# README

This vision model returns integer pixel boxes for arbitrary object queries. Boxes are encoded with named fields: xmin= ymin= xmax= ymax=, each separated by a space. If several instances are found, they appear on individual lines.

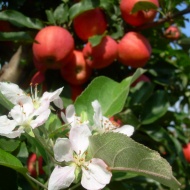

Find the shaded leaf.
xmin=0 ymin=10 xmax=44 ymax=29
xmin=0 ymin=31 xmax=33 ymax=42
xmin=0 ymin=138 xmax=20 ymax=152
xmin=88 ymin=133 xmax=181 ymax=190
xmin=0 ymin=91 xmax=14 ymax=110
xmin=88 ymin=33 xmax=105 ymax=47
xmin=131 ymin=2 xmax=158 ymax=14
xmin=0 ymin=148 xmax=27 ymax=174
xmin=141 ymin=90 xmax=169 ymax=124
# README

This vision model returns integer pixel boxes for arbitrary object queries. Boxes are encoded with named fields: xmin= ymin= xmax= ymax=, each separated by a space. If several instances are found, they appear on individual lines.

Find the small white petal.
xmin=54 ymin=138 xmax=73 ymax=162
xmin=69 ymin=125 xmax=91 ymax=155
xmin=1 ymin=128 xmax=24 ymax=138
xmin=65 ymin=105 xmax=76 ymax=125
xmin=0 ymin=115 xmax=17 ymax=133
xmin=9 ymin=105 xmax=25 ymax=125
xmin=113 ymin=125 xmax=134 ymax=136
xmin=30 ymin=109 xmax=50 ymax=129
xmin=53 ymin=97 xmax=63 ymax=109
xmin=41 ymin=87 xmax=63 ymax=103
xmin=81 ymin=158 xmax=112 ymax=190
xmin=92 ymin=100 xmax=103 ymax=130
xmin=48 ymin=165 xmax=75 ymax=190
xmin=0 ymin=82 xmax=25 ymax=105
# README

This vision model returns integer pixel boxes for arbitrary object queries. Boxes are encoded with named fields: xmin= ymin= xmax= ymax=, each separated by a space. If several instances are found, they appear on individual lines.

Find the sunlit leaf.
xmin=88 ymin=133 xmax=181 ymax=190
xmin=75 ymin=68 xmax=145 ymax=122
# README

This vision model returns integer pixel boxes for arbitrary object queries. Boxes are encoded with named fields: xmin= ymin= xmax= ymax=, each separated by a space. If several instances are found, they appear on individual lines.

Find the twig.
xmin=135 ymin=7 xmax=190 ymax=31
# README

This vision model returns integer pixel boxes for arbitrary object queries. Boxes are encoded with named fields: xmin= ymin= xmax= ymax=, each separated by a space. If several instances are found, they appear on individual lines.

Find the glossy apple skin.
xmin=83 ymin=36 xmax=118 ymax=69
xmin=183 ymin=143 xmax=190 ymax=163
xmin=27 ymin=153 xmax=44 ymax=177
xmin=61 ymin=50 xmax=92 ymax=85
xmin=164 ymin=26 xmax=180 ymax=40
xmin=70 ymin=84 xmax=83 ymax=101
xmin=73 ymin=8 xmax=107 ymax=41
xmin=118 ymin=32 xmax=152 ymax=68
xmin=120 ymin=0 xmax=159 ymax=26
xmin=33 ymin=26 xmax=74 ymax=71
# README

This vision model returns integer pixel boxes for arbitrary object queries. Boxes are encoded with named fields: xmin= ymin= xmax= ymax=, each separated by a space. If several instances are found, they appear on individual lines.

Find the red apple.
xmin=73 ymin=8 xmax=107 ymax=41
xmin=61 ymin=50 xmax=92 ymax=85
xmin=33 ymin=26 xmax=74 ymax=71
xmin=118 ymin=32 xmax=152 ymax=68
xmin=131 ymin=74 xmax=150 ymax=87
xmin=120 ymin=0 xmax=159 ymax=26
xmin=70 ymin=84 xmax=84 ymax=101
xmin=164 ymin=26 xmax=180 ymax=40
xmin=183 ymin=143 xmax=190 ymax=163
xmin=27 ymin=153 xmax=44 ymax=177
xmin=83 ymin=36 xmax=118 ymax=69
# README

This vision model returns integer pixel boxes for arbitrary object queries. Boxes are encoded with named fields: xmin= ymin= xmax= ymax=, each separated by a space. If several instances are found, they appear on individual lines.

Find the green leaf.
xmin=88 ymin=33 xmax=105 ymax=47
xmin=74 ymin=68 xmax=145 ymax=122
xmin=0 ymin=148 xmax=27 ymax=174
xmin=0 ymin=10 xmax=44 ymax=29
xmin=0 ymin=138 xmax=20 ymax=152
xmin=131 ymin=2 xmax=158 ymax=14
xmin=141 ymin=90 xmax=169 ymax=124
xmin=69 ymin=0 xmax=99 ymax=20
xmin=0 ymin=91 xmax=14 ymax=110
xmin=0 ymin=31 xmax=33 ymax=42
xmin=88 ymin=133 xmax=181 ymax=190
xmin=178 ymin=38 xmax=190 ymax=46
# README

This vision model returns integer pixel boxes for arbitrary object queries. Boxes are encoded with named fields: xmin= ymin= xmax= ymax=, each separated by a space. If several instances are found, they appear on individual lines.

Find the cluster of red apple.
xmin=32 ymin=0 xmax=160 ymax=86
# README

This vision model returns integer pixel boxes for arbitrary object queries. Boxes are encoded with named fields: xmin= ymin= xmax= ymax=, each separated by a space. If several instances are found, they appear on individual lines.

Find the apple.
xmin=164 ymin=26 xmax=180 ymax=40
xmin=70 ymin=84 xmax=84 ymax=101
xmin=73 ymin=8 xmax=107 ymax=41
xmin=120 ymin=0 xmax=159 ymax=26
xmin=32 ymin=26 xmax=74 ymax=71
xmin=118 ymin=31 xmax=152 ymax=68
xmin=83 ymin=36 xmax=118 ymax=69
xmin=27 ymin=153 xmax=44 ymax=177
xmin=131 ymin=74 xmax=150 ymax=87
xmin=61 ymin=50 xmax=92 ymax=85
xmin=183 ymin=143 xmax=190 ymax=163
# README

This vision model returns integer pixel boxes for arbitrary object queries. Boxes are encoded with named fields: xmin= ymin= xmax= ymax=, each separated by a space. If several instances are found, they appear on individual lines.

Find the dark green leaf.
xmin=0 ymin=10 xmax=44 ymax=29
xmin=141 ymin=90 xmax=169 ymax=124
xmin=0 ymin=91 xmax=14 ymax=110
xmin=131 ymin=2 xmax=158 ymax=14
xmin=0 ymin=31 xmax=33 ymax=42
xmin=0 ymin=148 xmax=27 ymax=174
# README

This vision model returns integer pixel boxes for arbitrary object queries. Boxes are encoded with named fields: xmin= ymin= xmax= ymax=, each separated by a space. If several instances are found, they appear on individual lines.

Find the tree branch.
xmin=135 ymin=7 xmax=190 ymax=31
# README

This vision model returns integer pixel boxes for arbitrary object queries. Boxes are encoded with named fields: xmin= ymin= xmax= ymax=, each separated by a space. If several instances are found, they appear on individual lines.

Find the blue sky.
xmin=177 ymin=3 xmax=190 ymax=37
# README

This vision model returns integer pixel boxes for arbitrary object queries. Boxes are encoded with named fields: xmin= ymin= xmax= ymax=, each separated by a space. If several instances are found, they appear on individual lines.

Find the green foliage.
xmin=88 ymin=132 xmax=181 ymax=189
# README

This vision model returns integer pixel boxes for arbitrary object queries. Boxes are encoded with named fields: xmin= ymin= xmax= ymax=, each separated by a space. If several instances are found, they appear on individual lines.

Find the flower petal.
xmin=48 ymin=165 xmax=75 ymax=190
xmin=1 ymin=128 xmax=24 ymax=138
xmin=30 ymin=109 xmax=51 ymax=129
xmin=69 ymin=125 xmax=91 ymax=155
xmin=92 ymin=100 xmax=103 ymax=130
xmin=81 ymin=158 xmax=112 ymax=190
xmin=0 ymin=115 xmax=17 ymax=133
xmin=53 ymin=97 xmax=63 ymax=109
xmin=53 ymin=138 xmax=73 ymax=162
xmin=0 ymin=82 xmax=25 ymax=105
xmin=41 ymin=87 xmax=63 ymax=103
xmin=113 ymin=125 xmax=134 ymax=136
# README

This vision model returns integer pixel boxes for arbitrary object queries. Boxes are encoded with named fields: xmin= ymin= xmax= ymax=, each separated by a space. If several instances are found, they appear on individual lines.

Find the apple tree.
xmin=0 ymin=0 xmax=190 ymax=189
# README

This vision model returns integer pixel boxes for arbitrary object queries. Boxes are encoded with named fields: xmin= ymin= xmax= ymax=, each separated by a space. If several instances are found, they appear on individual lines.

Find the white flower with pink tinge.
xmin=48 ymin=125 xmax=112 ymax=190
xmin=92 ymin=100 xmax=134 ymax=136
xmin=0 ymin=82 xmax=64 ymax=138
